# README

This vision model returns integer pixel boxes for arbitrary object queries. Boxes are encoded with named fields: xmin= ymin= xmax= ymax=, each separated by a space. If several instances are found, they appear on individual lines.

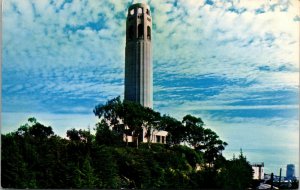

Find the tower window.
xmin=138 ymin=7 xmax=143 ymax=14
xmin=128 ymin=25 xmax=135 ymax=39
xmin=147 ymin=26 xmax=151 ymax=40
xmin=130 ymin=9 xmax=134 ymax=15
xmin=146 ymin=9 xmax=150 ymax=15
xmin=138 ymin=24 xmax=143 ymax=39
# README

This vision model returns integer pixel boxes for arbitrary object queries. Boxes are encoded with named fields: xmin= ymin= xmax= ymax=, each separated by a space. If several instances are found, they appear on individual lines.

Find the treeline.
xmin=2 ymin=97 xmax=253 ymax=189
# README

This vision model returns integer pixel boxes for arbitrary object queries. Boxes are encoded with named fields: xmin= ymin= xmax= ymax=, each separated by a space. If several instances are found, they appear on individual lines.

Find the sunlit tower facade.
xmin=125 ymin=3 xmax=153 ymax=108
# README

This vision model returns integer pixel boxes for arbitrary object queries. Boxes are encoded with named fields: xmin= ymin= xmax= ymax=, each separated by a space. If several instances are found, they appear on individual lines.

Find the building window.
xmin=156 ymin=136 xmax=160 ymax=143
xmin=162 ymin=136 xmax=165 ymax=144
xmin=146 ymin=9 xmax=150 ymax=15
xmin=138 ymin=24 xmax=143 ymax=39
xmin=147 ymin=26 xmax=151 ymax=40
xmin=130 ymin=9 xmax=134 ymax=15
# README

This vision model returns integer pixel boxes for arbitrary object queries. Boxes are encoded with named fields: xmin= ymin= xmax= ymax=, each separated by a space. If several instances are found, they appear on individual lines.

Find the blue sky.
xmin=2 ymin=0 xmax=299 ymax=175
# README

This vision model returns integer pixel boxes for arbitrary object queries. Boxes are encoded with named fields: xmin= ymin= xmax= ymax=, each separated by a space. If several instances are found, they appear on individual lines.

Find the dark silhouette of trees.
xmin=218 ymin=150 xmax=253 ymax=189
xmin=160 ymin=115 xmax=186 ymax=145
xmin=1 ymin=98 xmax=253 ymax=189
xmin=94 ymin=96 xmax=161 ymax=148
xmin=95 ymin=120 xmax=122 ymax=145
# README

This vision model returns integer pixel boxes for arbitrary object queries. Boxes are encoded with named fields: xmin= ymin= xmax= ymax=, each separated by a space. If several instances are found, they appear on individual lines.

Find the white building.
xmin=123 ymin=126 xmax=168 ymax=144
xmin=252 ymin=162 xmax=264 ymax=180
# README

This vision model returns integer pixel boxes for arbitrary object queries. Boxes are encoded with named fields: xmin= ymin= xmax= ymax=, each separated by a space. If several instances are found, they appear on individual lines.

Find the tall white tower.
xmin=124 ymin=3 xmax=153 ymax=108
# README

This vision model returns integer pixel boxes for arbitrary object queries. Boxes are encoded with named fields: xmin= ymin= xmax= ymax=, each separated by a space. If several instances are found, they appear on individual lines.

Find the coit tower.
xmin=125 ymin=3 xmax=153 ymax=108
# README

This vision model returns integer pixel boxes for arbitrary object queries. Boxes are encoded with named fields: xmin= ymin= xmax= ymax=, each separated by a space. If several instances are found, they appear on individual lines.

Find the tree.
xmin=80 ymin=156 xmax=97 ymax=188
xmin=160 ymin=115 xmax=185 ymax=145
xmin=67 ymin=128 xmax=93 ymax=143
xmin=2 ymin=97 xmax=247 ymax=189
xmin=218 ymin=150 xmax=253 ymax=189
xmin=1 ymin=133 xmax=35 ymax=188
xmin=15 ymin=117 xmax=54 ymax=139
xmin=2 ymin=118 xmax=61 ymax=188
xmin=29 ymin=123 xmax=54 ymax=139
xmin=141 ymin=106 xmax=161 ymax=148
xmin=181 ymin=115 xmax=227 ymax=166
xmin=94 ymin=98 xmax=162 ymax=148
xmin=95 ymin=120 xmax=122 ymax=145
xmin=123 ymin=100 xmax=150 ymax=148
xmin=201 ymin=128 xmax=228 ymax=165
xmin=91 ymin=146 xmax=121 ymax=188
xmin=182 ymin=114 xmax=205 ymax=147
xmin=93 ymin=96 xmax=123 ymax=128
xmin=93 ymin=96 xmax=127 ymax=145
xmin=66 ymin=128 xmax=81 ymax=142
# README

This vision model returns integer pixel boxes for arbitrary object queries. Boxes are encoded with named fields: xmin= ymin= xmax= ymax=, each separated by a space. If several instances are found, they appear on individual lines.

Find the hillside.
xmin=1 ymin=98 xmax=253 ymax=189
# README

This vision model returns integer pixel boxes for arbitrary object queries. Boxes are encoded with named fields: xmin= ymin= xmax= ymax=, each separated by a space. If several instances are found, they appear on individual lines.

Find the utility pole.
xmin=279 ymin=168 xmax=282 ymax=188
xmin=270 ymin=173 xmax=274 ymax=190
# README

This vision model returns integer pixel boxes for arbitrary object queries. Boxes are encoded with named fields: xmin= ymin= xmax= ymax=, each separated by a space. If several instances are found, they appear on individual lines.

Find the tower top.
xmin=127 ymin=3 xmax=151 ymax=16
xmin=128 ymin=3 xmax=150 ymax=9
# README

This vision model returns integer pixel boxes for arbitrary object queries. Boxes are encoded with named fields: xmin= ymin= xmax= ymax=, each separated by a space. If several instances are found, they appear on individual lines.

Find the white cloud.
xmin=3 ymin=0 xmax=299 ymax=119
xmin=150 ymin=0 xmax=299 ymax=89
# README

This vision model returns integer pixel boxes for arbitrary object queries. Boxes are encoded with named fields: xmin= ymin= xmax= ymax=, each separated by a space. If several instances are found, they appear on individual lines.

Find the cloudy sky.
xmin=2 ymin=0 xmax=299 ymax=175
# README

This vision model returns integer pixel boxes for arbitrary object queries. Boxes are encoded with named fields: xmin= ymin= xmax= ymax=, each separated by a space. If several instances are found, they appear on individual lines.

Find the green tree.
xmin=2 ymin=98 xmax=252 ymax=189
xmin=182 ymin=114 xmax=205 ymax=147
xmin=218 ymin=150 xmax=253 ymax=189
xmin=182 ymin=115 xmax=227 ymax=166
xmin=94 ymin=96 xmax=127 ymax=144
xmin=201 ymin=128 xmax=228 ymax=166
xmin=1 ymin=133 xmax=36 ymax=188
xmin=93 ymin=96 xmax=123 ymax=128
xmin=95 ymin=120 xmax=122 ymax=145
xmin=140 ymin=106 xmax=161 ymax=148
xmin=28 ymin=122 xmax=54 ymax=139
xmin=66 ymin=128 xmax=81 ymax=142
xmin=122 ymin=100 xmax=145 ymax=148
xmin=81 ymin=156 xmax=97 ymax=188
xmin=160 ymin=115 xmax=185 ymax=145
xmin=67 ymin=128 xmax=94 ymax=144
xmin=94 ymin=97 xmax=162 ymax=148
xmin=91 ymin=146 xmax=121 ymax=188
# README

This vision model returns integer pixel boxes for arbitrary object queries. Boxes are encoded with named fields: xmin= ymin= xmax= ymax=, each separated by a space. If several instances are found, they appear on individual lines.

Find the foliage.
xmin=94 ymin=97 xmax=161 ymax=148
xmin=217 ymin=150 xmax=253 ymax=189
xmin=1 ymin=98 xmax=253 ymax=189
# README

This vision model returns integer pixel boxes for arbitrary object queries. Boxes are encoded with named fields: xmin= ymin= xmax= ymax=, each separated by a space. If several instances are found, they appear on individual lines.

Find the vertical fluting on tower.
xmin=125 ymin=3 xmax=153 ymax=108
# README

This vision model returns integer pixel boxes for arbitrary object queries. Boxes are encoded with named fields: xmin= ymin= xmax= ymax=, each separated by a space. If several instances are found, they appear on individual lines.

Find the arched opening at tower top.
xmin=138 ymin=7 xmax=143 ymax=14
xmin=147 ymin=26 xmax=151 ymax=40
xmin=130 ymin=9 xmax=134 ymax=15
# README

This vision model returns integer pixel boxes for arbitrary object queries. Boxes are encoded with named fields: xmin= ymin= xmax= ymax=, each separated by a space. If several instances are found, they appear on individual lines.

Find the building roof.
xmin=154 ymin=131 xmax=168 ymax=136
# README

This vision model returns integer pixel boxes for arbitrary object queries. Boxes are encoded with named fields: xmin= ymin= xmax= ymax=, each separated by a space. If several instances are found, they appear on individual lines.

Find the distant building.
xmin=252 ymin=162 xmax=264 ymax=180
xmin=286 ymin=164 xmax=295 ymax=180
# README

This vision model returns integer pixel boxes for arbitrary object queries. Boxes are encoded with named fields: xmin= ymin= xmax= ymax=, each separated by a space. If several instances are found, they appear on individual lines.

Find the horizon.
xmin=2 ymin=0 xmax=299 ymax=175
